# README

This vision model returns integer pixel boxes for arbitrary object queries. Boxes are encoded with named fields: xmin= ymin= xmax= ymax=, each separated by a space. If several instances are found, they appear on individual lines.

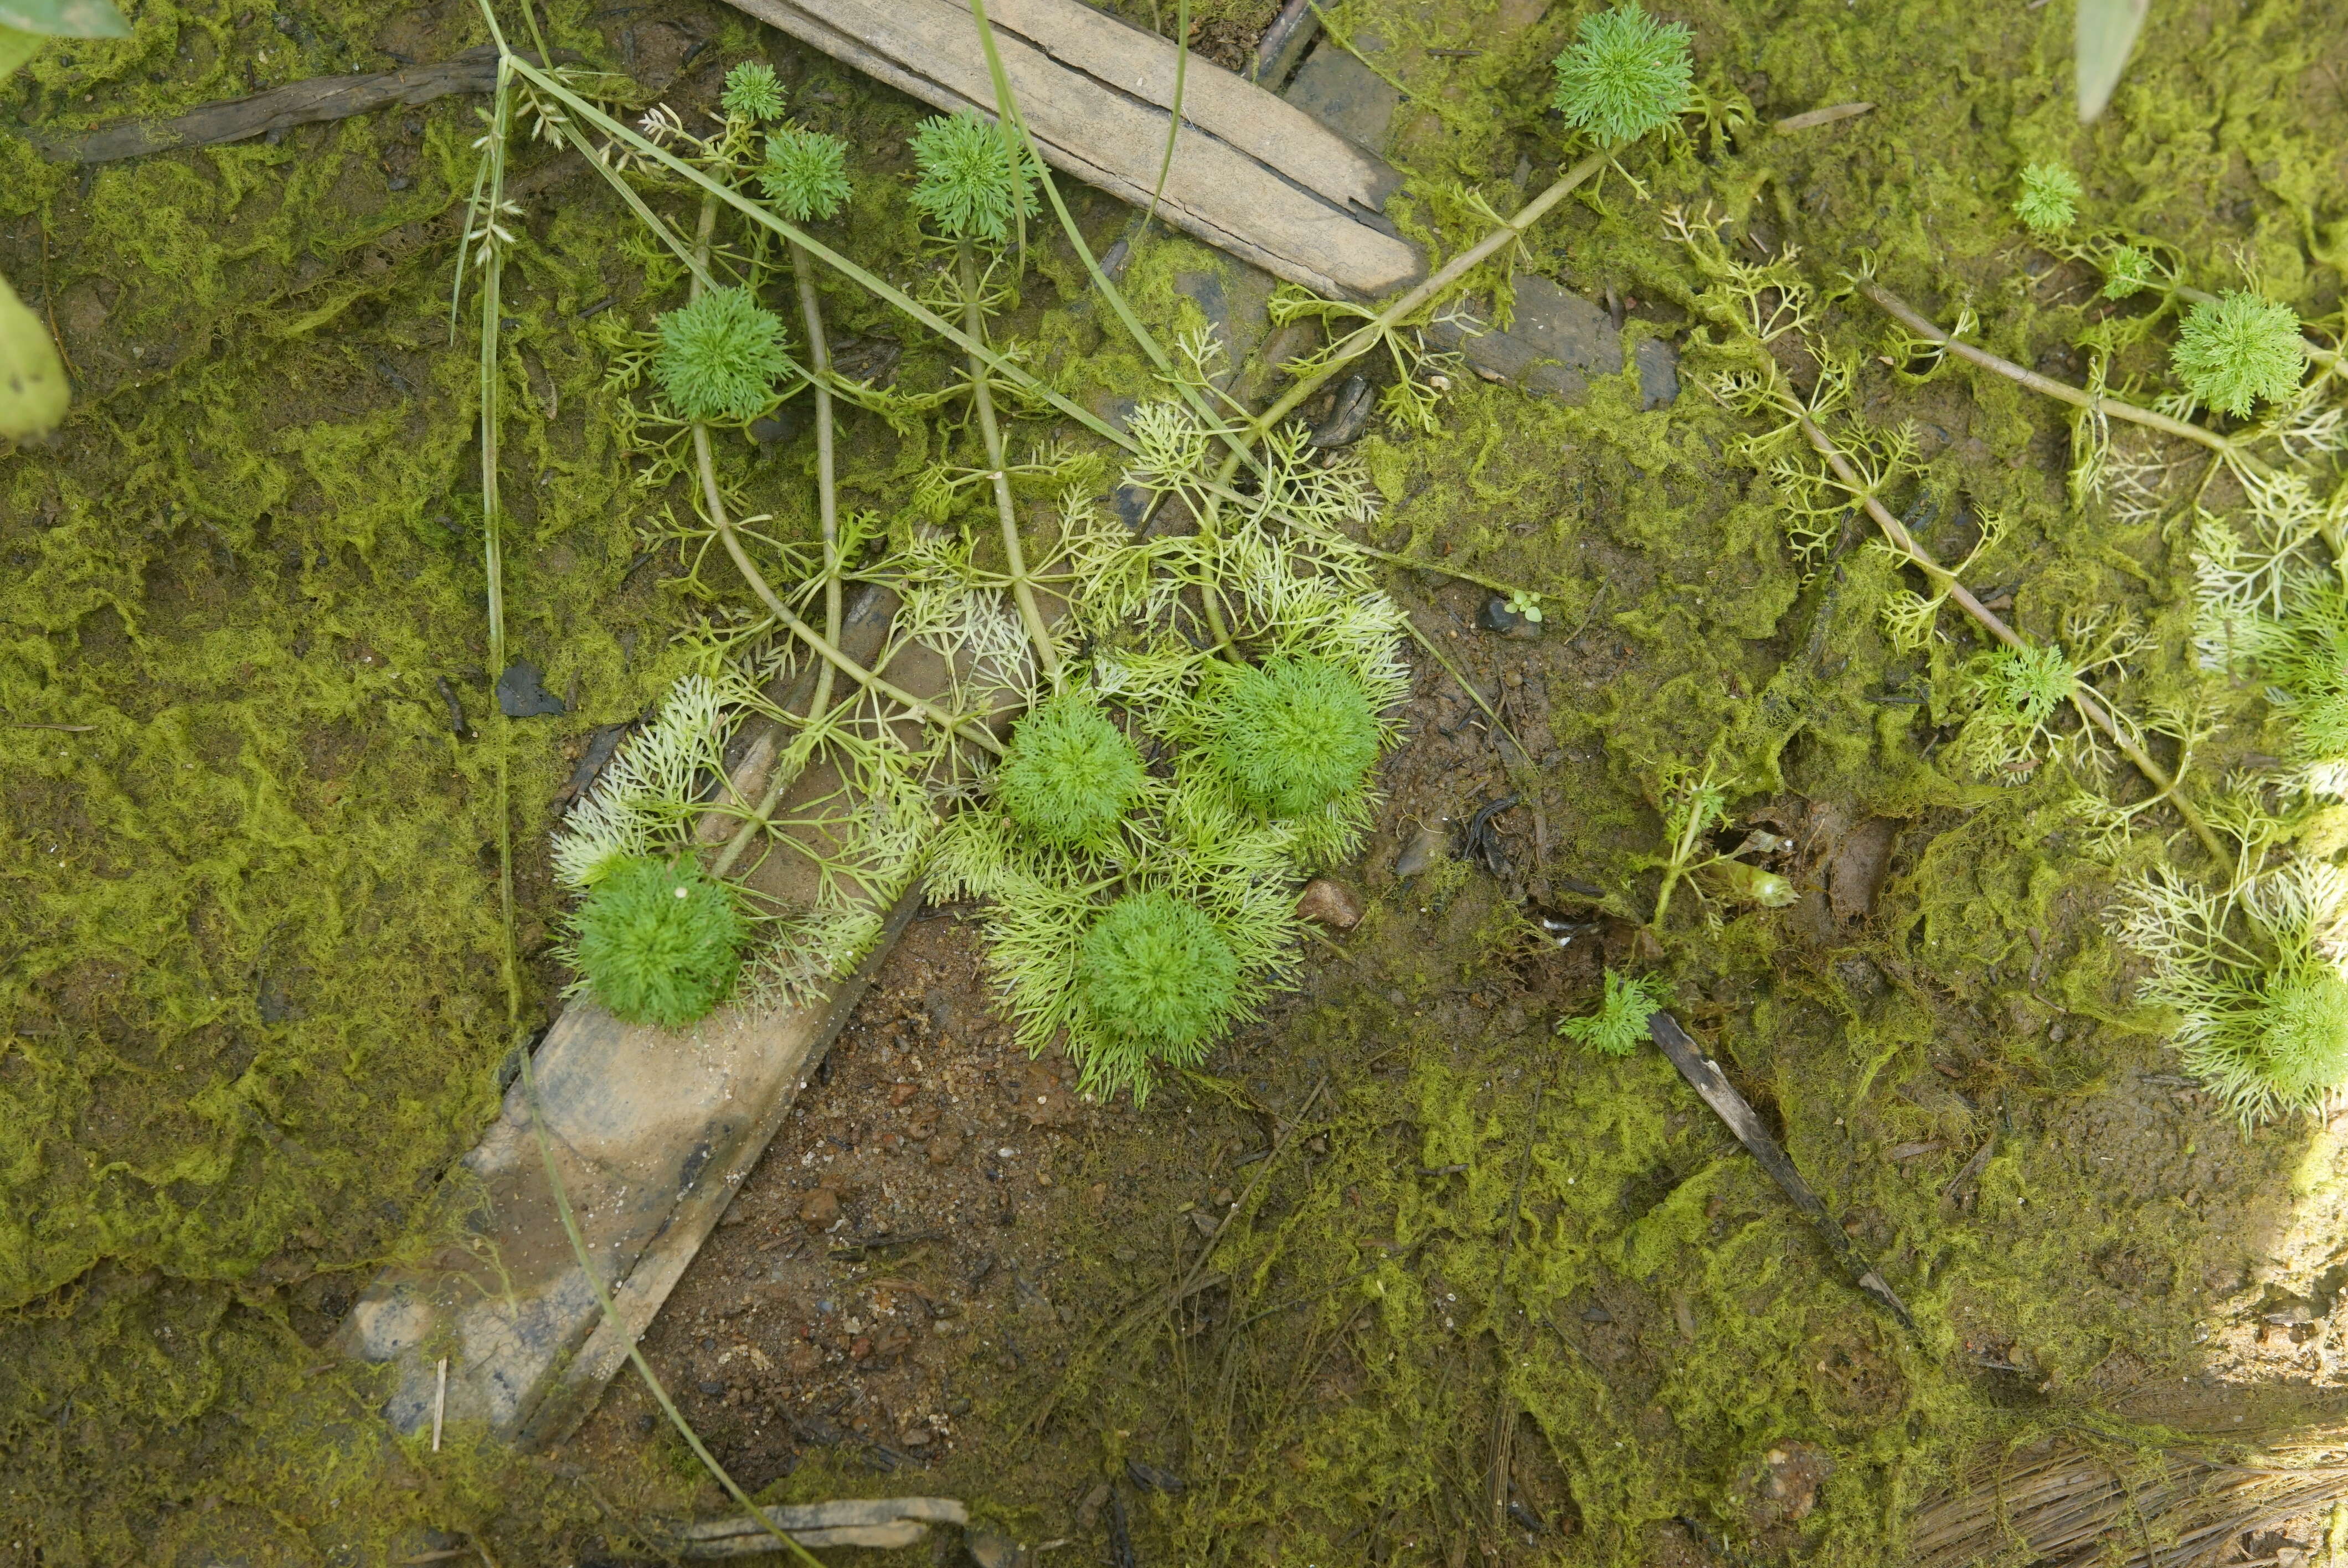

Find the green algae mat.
xmin=6 ymin=0 xmax=2348 ymax=1561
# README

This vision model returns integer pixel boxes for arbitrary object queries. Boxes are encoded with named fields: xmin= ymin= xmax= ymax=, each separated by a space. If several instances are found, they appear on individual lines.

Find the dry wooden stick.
xmin=1647 ymin=1010 xmax=1916 ymax=1333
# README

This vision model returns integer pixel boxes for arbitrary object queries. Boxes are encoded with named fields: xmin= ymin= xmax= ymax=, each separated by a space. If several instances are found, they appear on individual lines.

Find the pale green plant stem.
xmin=670 ymin=195 xmax=998 ymax=752
xmin=1795 ymin=408 xmax=2225 ymax=860
xmin=1232 ymin=146 xmax=1616 ymax=472
xmin=961 ymin=0 xmax=1261 ymax=484
xmin=957 ymin=239 xmax=1061 ymax=684
xmin=477 ymin=65 xmax=522 ymax=1033
xmin=692 ymin=422 xmax=1003 ymax=755
xmin=1857 ymin=281 xmax=2271 ymax=476
xmin=1648 ymin=791 xmax=1711 ymax=932
xmin=713 ymin=240 xmax=846 ymax=881
xmin=519 ymin=1046 xmax=826 ymax=1568
xmin=1137 ymin=0 xmax=1187 ymax=244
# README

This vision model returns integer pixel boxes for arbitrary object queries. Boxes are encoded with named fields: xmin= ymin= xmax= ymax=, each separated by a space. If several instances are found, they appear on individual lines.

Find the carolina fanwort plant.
xmin=1206 ymin=655 xmax=1382 ymax=820
xmin=652 ymin=285 xmax=791 ymax=423
xmin=1077 ymin=890 xmax=1242 ymax=1060
xmin=909 ymin=109 xmax=1039 ymax=247
xmin=2172 ymin=289 xmax=2308 ymax=418
xmin=1549 ymin=2 xmax=1693 ymax=145
xmin=759 ymin=124 xmax=852 ymax=223
xmin=573 ymin=855 xmax=748 ymax=1027
xmin=1557 ymin=968 xmax=1670 ymax=1056
xmin=2122 ymin=862 xmax=2348 ymax=1123
xmin=997 ymin=691 xmax=1149 ymax=849
xmin=2012 ymin=162 xmax=2082 ymax=234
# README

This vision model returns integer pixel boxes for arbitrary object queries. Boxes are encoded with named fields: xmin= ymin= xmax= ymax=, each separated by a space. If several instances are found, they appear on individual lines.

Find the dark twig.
xmin=29 ymin=46 xmax=575 ymax=164
xmin=1647 ymin=1011 xmax=1916 ymax=1333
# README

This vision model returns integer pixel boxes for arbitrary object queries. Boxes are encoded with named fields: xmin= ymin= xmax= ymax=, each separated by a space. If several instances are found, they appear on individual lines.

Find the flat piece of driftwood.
xmin=669 ymin=1497 xmax=970 ymax=1559
xmin=724 ymin=0 xmax=1421 ymax=300
xmin=1646 ymin=1010 xmax=1916 ymax=1332
xmin=335 ymin=586 xmax=949 ymax=1448
xmin=22 ymin=45 xmax=561 ymax=163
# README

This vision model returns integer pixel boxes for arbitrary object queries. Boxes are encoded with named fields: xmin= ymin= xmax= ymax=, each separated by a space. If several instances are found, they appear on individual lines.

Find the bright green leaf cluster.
xmin=2124 ymin=864 xmax=2348 ymax=1123
xmin=1077 ymin=890 xmax=1240 ymax=1051
xmin=909 ymin=110 xmax=1039 ymax=244
xmin=721 ymin=61 xmax=786 ymax=123
xmin=2100 ymin=243 xmax=2156 ymax=300
xmin=997 ymin=691 xmax=1147 ymax=848
xmin=652 ymin=285 xmax=791 ymax=423
xmin=1207 ymin=656 xmax=1381 ymax=819
xmin=759 ymin=125 xmax=853 ymax=223
xmin=1986 ymin=642 xmax=2074 ymax=725
xmin=2012 ymin=163 xmax=2081 ymax=234
xmin=574 ymin=855 xmax=746 ymax=1028
xmin=1557 ymin=968 xmax=1669 ymax=1056
xmin=2171 ymin=289 xmax=2307 ymax=417
xmin=1548 ymin=4 xmax=1693 ymax=146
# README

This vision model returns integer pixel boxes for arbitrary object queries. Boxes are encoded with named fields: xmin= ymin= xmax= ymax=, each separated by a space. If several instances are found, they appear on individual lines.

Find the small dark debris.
xmin=434 ymin=675 xmax=472 ymax=738
xmin=1580 ymin=1305 xmax=1612 ymax=1323
xmin=496 ymin=661 xmax=566 ymax=718
xmin=1125 ymin=1458 xmax=1186 ymax=1494
xmin=830 ymin=335 xmax=902 ymax=388
xmin=1506 ymin=1499 xmax=1545 ymax=1533
xmin=696 ymin=1379 xmax=724 ymax=1396
xmin=1105 ymin=1486 xmax=1137 ymax=1568
xmin=1307 ymin=373 xmax=1376 ymax=447
xmin=633 ymin=1411 xmax=656 ymax=1435
xmin=1460 ymin=792 xmax=1521 ymax=876
xmin=750 ymin=403 xmax=809 ymax=446
xmin=1556 ymin=875 xmax=1605 ymax=898
xmin=1475 ymin=593 xmax=1541 ymax=637
xmin=578 ymin=296 xmax=616 ymax=319
xmin=553 ymin=719 xmax=635 ymax=812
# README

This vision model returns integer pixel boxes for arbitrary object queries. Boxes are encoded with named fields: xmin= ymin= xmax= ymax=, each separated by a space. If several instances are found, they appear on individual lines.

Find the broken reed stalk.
xmin=469 ymin=56 xmax=524 ymax=1037
xmin=1792 ymin=408 xmax=2225 ymax=861
xmin=1484 ymin=1078 xmax=1548 ymax=1545
xmin=1906 ymin=1431 xmax=2348 ymax=1568
xmin=957 ymin=239 xmax=1060 ymax=683
xmin=1856 ymin=281 xmax=2269 ymax=476
xmin=1647 ymin=1012 xmax=1917 ymax=1332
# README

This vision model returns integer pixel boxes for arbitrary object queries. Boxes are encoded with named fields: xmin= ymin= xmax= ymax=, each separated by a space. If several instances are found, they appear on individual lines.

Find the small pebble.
xmin=1394 ymin=822 xmax=1449 ymax=879
xmin=1295 ymin=876 xmax=1364 ymax=931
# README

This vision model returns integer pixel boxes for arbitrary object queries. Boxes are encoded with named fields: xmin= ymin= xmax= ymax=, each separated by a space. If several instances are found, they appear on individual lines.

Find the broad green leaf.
xmin=0 ymin=272 xmax=71 ymax=442
xmin=0 ymin=0 xmax=128 ymax=35
xmin=0 ymin=22 xmax=43 ymax=77
xmin=2076 ymin=0 xmax=2148 ymax=123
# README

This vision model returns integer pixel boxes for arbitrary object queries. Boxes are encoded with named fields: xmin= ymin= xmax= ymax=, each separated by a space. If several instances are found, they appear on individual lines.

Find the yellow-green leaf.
xmin=0 ymin=0 xmax=128 ymax=37
xmin=0 ymin=272 xmax=71 ymax=442
xmin=0 ymin=22 xmax=45 ymax=78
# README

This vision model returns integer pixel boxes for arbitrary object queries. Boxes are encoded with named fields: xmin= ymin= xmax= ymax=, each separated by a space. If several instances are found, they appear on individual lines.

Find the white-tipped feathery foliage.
xmin=2121 ymin=861 xmax=2348 ymax=1123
